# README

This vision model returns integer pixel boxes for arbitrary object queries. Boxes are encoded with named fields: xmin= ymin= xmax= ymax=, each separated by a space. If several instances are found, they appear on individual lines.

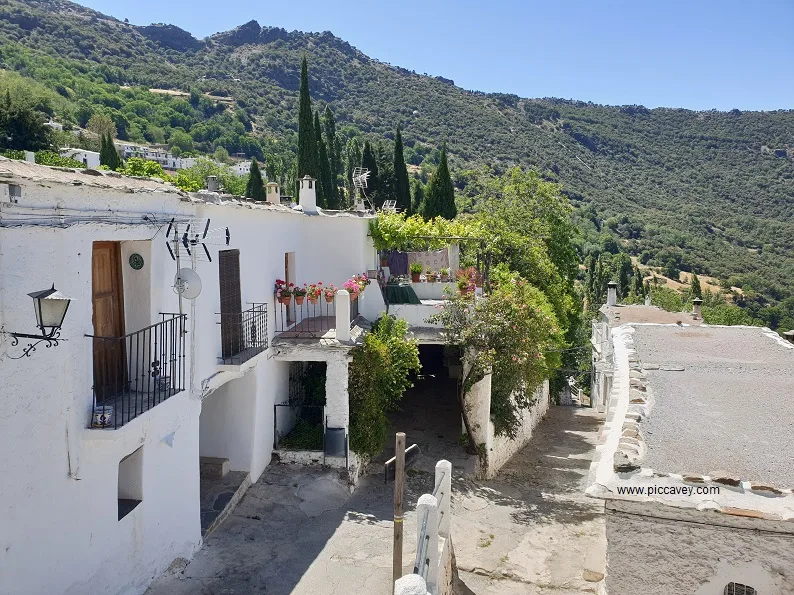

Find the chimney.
xmin=266 ymin=182 xmax=280 ymax=204
xmin=206 ymin=175 xmax=220 ymax=192
xmin=299 ymin=175 xmax=317 ymax=213
xmin=607 ymin=281 xmax=618 ymax=306
xmin=692 ymin=298 xmax=703 ymax=319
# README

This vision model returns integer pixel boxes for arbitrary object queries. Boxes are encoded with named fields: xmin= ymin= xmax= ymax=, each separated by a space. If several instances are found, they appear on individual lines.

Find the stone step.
xmin=200 ymin=456 xmax=230 ymax=479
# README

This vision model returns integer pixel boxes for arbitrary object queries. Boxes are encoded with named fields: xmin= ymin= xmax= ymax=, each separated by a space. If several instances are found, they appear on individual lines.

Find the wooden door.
xmin=92 ymin=242 xmax=126 ymax=400
xmin=219 ymin=249 xmax=243 ymax=358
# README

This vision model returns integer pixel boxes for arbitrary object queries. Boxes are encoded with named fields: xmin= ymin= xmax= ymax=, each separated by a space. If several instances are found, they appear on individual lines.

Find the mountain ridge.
xmin=1 ymin=0 xmax=793 ymax=308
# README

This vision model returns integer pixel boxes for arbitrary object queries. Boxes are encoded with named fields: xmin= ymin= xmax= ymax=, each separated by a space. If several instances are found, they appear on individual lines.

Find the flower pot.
xmin=295 ymin=296 xmax=305 ymax=305
xmin=309 ymin=297 xmax=318 ymax=305
xmin=325 ymin=295 xmax=334 ymax=303
xmin=380 ymin=258 xmax=388 ymax=267
xmin=411 ymin=273 xmax=421 ymax=283
xmin=92 ymin=405 xmax=114 ymax=428
xmin=350 ymin=294 xmax=358 ymax=302
xmin=280 ymin=296 xmax=291 ymax=305
xmin=428 ymin=277 xmax=436 ymax=283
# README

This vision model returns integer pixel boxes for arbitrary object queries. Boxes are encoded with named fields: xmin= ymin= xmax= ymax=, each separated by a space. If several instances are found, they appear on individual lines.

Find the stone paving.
xmin=147 ymin=401 xmax=605 ymax=595
xmin=451 ymin=406 xmax=606 ymax=594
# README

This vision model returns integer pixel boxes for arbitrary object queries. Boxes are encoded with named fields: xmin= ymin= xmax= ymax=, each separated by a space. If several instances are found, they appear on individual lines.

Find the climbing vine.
xmin=348 ymin=315 xmax=420 ymax=457
xmin=368 ymin=212 xmax=481 ymax=252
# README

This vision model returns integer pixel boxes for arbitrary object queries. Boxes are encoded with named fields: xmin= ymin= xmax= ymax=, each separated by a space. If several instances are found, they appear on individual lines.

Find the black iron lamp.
xmin=3 ymin=284 xmax=73 ymax=359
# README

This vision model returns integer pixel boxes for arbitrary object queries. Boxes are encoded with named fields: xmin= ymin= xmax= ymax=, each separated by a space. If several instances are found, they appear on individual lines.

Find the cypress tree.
xmin=412 ymin=179 xmax=426 ymax=216
xmin=100 ymin=132 xmax=121 ymax=170
xmin=246 ymin=158 xmax=266 ymax=200
xmin=393 ymin=126 xmax=411 ymax=213
xmin=375 ymin=142 xmax=396 ymax=207
xmin=423 ymin=145 xmax=456 ymax=220
xmin=690 ymin=272 xmax=703 ymax=299
xmin=361 ymin=140 xmax=378 ymax=201
xmin=99 ymin=133 xmax=110 ymax=167
xmin=632 ymin=265 xmax=645 ymax=298
xmin=296 ymin=56 xmax=316 ymax=189
xmin=323 ymin=105 xmax=342 ymax=187
xmin=314 ymin=111 xmax=331 ymax=208
xmin=345 ymin=137 xmax=362 ymax=206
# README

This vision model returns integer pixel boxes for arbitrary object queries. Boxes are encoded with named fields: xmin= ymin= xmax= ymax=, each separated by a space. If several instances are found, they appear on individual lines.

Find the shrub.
xmin=35 ymin=150 xmax=85 ymax=168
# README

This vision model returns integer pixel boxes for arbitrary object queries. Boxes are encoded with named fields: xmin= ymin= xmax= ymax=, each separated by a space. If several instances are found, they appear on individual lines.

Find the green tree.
xmin=296 ymin=56 xmax=317 ymax=186
xmin=0 ymin=91 xmax=51 ymax=151
xmin=690 ymin=272 xmax=703 ymax=299
xmin=314 ymin=111 xmax=330 ymax=208
xmin=345 ymin=137 xmax=362 ymax=206
xmin=100 ymin=132 xmax=121 ymax=170
xmin=213 ymin=146 xmax=230 ymax=164
xmin=246 ymin=158 xmax=265 ymax=200
xmin=393 ymin=125 xmax=411 ymax=213
xmin=632 ymin=265 xmax=645 ymax=298
xmin=323 ymin=105 xmax=341 ymax=205
xmin=423 ymin=145 xmax=456 ymax=220
xmin=169 ymin=130 xmax=194 ymax=154
xmin=411 ymin=179 xmax=425 ymax=214
xmin=86 ymin=113 xmax=116 ymax=140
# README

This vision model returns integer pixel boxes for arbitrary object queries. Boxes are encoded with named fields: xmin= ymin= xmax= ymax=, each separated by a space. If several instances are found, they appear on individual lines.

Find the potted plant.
xmin=323 ymin=284 xmax=337 ymax=303
xmin=275 ymin=279 xmax=293 ymax=305
xmin=354 ymin=272 xmax=369 ymax=293
xmin=410 ymin=262 xmax=423 ymax=283
xmin=343 ymin=278 xmax=361 ymax=301
xmin=456 ymin=269 xmax=476 ymax=297
xmin=380 ymin=252 xmax=389 ymax=267
xmin=307 ymin=282 xmax=322 ymax=304
xmin=293 ymin=284 xmax=307 ymax=305
xmin=427 ymin=269 xmax=437 ymax=283
xmin=440 ymin=267 xmax=449 ymax=282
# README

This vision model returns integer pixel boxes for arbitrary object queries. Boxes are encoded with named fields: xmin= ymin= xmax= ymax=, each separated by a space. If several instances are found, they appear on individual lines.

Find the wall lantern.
xmin=3 ymin=284 xmax=74 ymax=359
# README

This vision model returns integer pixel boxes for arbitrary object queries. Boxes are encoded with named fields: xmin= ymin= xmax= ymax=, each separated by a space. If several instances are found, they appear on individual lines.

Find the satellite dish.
xmin=174 ymin=268 xmax=202 ymax=299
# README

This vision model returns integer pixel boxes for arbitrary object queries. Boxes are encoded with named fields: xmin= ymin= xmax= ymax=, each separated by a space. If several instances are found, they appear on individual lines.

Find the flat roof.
xmin=601 ymin=304 xmax=702 ymax=326
xmin=632 ymin=325 xmax=794 ymax=488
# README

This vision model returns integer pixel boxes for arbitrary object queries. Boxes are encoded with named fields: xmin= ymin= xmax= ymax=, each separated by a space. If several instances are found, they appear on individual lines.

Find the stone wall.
xmin=605 ymin=501 xmax=794 ymax=595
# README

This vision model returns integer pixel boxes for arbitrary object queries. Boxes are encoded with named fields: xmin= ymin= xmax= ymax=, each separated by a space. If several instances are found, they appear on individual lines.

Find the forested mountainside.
xmin=1 ymin=0 xmax=793 ymax=307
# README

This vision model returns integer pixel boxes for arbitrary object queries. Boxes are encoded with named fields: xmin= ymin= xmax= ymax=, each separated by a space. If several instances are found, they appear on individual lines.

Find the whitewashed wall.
xmin=605 ymin=501 xmax=794 ymax=595
xmin=0 ymin=174 xmax=375 ymax=595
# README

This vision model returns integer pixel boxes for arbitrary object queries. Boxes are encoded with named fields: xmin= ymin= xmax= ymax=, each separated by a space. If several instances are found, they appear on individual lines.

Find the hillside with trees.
xmin=1 ymin=0 xmax=793 ymax=324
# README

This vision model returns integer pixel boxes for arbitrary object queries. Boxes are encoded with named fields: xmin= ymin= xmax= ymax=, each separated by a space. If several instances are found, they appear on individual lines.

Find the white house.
xmin=588 ymin=303 xmax=794 ymax=594
xmin=59 ymin=147 xmax=101 ymax=168
xmin=0 ymin=159 xmax=381 ymax=595
xmin=232 ymin=160 xmax=251 ymax=177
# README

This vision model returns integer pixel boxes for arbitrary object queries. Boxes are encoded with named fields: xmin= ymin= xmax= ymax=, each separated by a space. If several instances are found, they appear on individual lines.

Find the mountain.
xmin=1 ymin=0 xmax=794 ymax=309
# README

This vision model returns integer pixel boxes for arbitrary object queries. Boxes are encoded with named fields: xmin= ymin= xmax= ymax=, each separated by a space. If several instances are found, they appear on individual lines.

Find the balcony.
xmin=273 ymin=295 xmax=360 ymax=341
xmin=218 ymin=303 xmax=268 ymax=366
xmin=87 ymin=314 xmax=186 ymax=430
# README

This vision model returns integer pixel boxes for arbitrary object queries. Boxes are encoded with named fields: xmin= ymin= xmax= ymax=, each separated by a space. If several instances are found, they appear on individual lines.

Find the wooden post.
xmin=393 ymin=432 xmax=406 ymax=591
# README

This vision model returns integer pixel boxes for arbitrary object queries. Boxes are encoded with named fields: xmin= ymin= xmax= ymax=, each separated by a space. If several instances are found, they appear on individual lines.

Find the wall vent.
xmin=724 ymin=583 xmax=756 ymax=595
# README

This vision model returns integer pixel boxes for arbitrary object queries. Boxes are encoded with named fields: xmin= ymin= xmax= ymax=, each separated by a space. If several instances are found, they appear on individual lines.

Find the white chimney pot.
xmin=299 ymin=175 xmax=317 ymax=214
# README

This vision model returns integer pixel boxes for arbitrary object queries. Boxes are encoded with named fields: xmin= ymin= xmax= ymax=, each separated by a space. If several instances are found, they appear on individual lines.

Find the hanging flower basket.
xmin=295 ymin=296 xmax=305 ymax=305
xmin=350 ymin=293 xmax=358 ymax=302
xmin=380 ymin=257 xmax=389 ymax=267
xmin=280 ymin=296 xmax=292 ymax=305
xmin=309 ymin=297 xmax=318 ymax=305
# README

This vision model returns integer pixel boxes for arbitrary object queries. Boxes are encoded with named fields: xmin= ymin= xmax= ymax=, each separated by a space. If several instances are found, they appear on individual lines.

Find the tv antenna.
xmin=352 ymin=167 xmax=374 ymax=211
xmin=164 ymin=218 xmax=231 ymax=321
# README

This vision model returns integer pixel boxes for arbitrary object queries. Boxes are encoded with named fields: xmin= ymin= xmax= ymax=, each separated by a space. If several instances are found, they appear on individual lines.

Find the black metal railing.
xmin=218 ymin=303 xmax=268 ymax=365
xmin=274 ymin=295 xmax=336 ymax=338
xmin=88 ymin=314 xmax=186 ymax=430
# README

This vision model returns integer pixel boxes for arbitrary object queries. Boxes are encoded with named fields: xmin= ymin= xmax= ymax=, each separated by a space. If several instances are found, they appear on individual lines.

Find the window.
xmin=725 ymin=584 xmax=756 ymax=595
xmin=118 ymin=446 xmax=143 ymax=520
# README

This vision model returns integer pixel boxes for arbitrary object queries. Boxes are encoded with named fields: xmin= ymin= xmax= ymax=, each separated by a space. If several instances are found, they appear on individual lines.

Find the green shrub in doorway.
xmin=348 ymin=315 xmax=420 ymax=457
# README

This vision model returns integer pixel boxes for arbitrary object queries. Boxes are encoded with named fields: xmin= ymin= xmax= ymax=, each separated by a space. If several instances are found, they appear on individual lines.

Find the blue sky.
xmin=76 ymin=0 xmax=793 ymax=111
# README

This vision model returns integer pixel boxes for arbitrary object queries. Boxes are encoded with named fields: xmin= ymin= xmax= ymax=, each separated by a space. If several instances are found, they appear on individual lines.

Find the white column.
xmin=416 ymin=494 xmax=439 ymax=594
xmin=324 ymin=353 xmax=350 ymax=429
xmin=335 ymin=290 xmax=351 ymax=342
xmin=435 ymin=460 xmax=452 ymax=538
xmin=395 ymin=574 xmax=428 ymax=595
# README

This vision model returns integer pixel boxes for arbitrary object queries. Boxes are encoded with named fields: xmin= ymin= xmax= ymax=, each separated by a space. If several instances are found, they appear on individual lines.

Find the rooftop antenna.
xmin=352 ymin=167 xmax=374 ymax=211
xmin=164 ymin=217 xmax=232 ymax=324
